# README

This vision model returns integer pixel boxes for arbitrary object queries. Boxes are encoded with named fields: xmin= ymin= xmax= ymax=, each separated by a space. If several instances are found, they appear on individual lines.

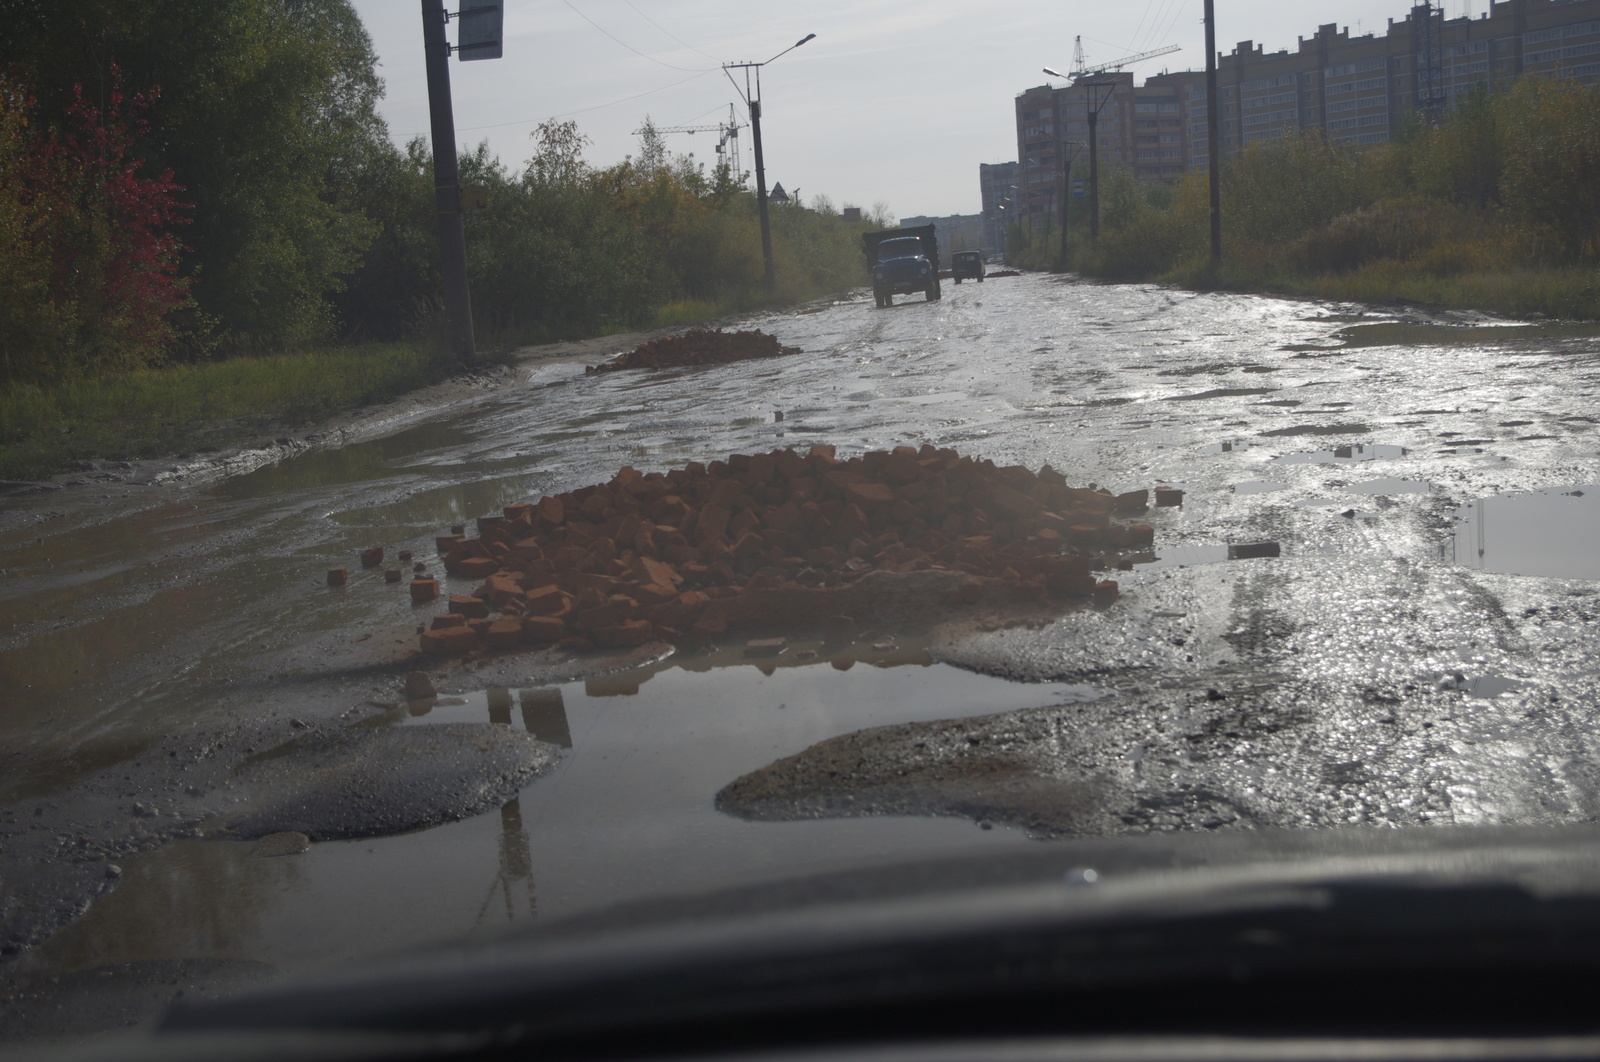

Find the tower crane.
xmin=1067 ymin=36 xmax=1181 ymax=80
xmin=633 ymin=103 xmax=749 ymax=178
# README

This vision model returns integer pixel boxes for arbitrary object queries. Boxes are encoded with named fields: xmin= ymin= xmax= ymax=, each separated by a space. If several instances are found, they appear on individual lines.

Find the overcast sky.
xmin=349 ymin=0 xmax=1445 ymax=218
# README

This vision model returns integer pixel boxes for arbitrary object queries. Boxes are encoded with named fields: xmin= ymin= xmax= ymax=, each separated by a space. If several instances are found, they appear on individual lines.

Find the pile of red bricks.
xmin=585 ymin=328 xmax=801 ymax=374
xmin=416 ymin=445 xmax=1155 ymax=657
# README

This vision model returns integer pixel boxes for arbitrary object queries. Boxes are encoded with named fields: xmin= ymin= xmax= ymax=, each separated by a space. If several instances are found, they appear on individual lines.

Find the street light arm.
xmin=1042 ymin=66 xmax=1067 ymax=79
xmin=765 ymin=32 xmax=816 ymax=66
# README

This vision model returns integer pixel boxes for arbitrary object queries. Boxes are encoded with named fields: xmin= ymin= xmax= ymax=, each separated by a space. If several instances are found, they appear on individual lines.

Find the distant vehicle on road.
xmin=863 ymin=225 xmax=940 ymax=308
xmin=951 ymin=250 xmax=985 ymax=283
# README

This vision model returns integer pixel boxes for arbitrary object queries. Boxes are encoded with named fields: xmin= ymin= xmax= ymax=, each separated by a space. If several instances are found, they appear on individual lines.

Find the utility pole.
xmin=421 ymin=0 xmax=476 ymax=363
xmin=749 ymin=98 xmax=775 ymax=294
xmin=1058 ymin=156 xmax=1070 ymax=269
xmin=724 ymin=34 xmax=815 ymax=299
xmin=1085 ymin=80 xmax=1114 ymax=239
xmin=1205 ymin=0 xmax=1223 ymax=263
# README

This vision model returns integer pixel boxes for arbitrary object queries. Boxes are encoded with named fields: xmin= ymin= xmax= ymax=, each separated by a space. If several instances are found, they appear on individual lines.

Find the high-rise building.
xmin=978 ymin=162 xmax=1018 ymax=256
xmin=1009 ymin=0 xmax=1600 ymax=210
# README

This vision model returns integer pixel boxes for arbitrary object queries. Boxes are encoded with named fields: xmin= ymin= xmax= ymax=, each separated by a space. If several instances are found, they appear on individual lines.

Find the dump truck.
xmin=863 ymin=224 xmax=940 ymax=308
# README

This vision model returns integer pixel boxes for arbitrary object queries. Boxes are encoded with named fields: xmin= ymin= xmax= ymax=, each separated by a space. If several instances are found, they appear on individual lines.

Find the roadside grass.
xmin=0 ymin=342 xmax=439 ymax=481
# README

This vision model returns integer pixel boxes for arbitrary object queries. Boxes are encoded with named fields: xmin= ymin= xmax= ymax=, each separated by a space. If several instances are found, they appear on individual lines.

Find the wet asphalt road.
xmin=4 ymin=273 xmax=1600 ymax=1035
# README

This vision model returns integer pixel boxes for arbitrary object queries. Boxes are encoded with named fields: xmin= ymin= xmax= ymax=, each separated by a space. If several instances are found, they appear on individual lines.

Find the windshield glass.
xmin=8 ymin=0 xmax=1600 ymax=1050
xmin=876 ymin=237 xmax=924 ymax=259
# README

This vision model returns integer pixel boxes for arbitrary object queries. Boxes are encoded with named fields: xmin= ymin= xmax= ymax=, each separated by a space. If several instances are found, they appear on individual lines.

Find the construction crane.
xmin=1067 ymin=36 xmax=1181 ymax=80
xmin=633 ymin=104 xmax=749 ymax=178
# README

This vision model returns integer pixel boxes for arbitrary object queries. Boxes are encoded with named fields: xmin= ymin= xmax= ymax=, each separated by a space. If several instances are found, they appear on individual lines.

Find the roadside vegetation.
xmin=0 ymin=0 xmax=880 ymax=480
xmin=1011 ymin=76 xmax=1600 ymax=319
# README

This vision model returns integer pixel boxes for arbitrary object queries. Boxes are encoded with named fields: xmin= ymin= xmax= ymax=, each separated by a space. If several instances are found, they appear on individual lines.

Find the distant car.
xmin=951 ymin=250 xmax=985 ymax=283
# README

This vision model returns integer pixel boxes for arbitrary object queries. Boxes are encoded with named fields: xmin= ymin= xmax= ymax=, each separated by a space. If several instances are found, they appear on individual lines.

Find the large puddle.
xmin=1451 ymin=487 xmax=1600 ymax=579
xmin=29 ymin=643 xmax=1102 ymax=975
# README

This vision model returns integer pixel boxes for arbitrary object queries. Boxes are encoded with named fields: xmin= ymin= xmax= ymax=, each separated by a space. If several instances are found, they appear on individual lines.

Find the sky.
xmin=349 ymin=0 xmax=1453 ymax=219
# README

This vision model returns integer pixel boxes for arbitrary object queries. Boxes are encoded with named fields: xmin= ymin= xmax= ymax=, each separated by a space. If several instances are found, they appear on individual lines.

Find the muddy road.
xmin=4 ymin=274 xmax=1600 ymax=1038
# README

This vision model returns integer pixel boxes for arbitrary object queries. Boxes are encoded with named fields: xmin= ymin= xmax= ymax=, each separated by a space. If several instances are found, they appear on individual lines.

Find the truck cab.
xmin=863 ymin=225 xmax=941 ymax=308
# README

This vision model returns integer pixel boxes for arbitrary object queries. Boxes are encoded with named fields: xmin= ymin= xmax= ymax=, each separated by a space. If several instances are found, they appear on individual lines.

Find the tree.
xmin=0 ymin=0 xmax=389 ymax=351
xmin=0 ymin=69 xmax=190 ymax=385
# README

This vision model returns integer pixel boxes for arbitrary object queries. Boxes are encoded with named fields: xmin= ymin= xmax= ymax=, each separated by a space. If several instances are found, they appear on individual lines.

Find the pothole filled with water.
xmin=1451 ymin=487 xmax=1600 ymax=579
xmin=32 ymin=642 xmax=1100 ymax=975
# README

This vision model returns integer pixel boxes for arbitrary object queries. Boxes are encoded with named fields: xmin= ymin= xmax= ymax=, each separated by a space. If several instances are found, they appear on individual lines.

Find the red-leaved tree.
xmin=1 ymin=65 xmax=191 ymax=386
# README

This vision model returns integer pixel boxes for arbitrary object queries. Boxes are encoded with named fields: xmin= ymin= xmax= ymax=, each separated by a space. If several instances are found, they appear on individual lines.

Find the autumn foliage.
xmin=0 ymin=68 xmax=189 ymax=386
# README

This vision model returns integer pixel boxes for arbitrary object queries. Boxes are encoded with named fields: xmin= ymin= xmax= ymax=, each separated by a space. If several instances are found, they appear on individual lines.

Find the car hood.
xmin=33 ymin=824 xmax=1600 ymax=1061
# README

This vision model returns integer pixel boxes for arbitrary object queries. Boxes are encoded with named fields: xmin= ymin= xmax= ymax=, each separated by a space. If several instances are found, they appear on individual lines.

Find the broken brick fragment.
xmin=485 ymin=617 xmax=524 ymax=649
xmin=359 ymin=547 xmax=384 ymax=567
xmin=327 ymin=567 xmax=348 ymax=586
xmin=421 ymin=626 xmax=479 ymax=655
xmin=448 ymin=595 xmax=489 ymax=619
xmin=409 ymin=578 xmax=440 ymax=603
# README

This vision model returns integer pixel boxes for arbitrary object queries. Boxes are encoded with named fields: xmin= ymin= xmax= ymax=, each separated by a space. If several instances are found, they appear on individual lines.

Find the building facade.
xmin=978 ymin=161 xmax=1019 ymax=256
xmin=1010 ymin=0 xmax=1600 ymax=214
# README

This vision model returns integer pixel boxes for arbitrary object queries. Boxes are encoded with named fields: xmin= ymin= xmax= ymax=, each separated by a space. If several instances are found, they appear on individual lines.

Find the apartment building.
xmin=1011 ymin=0 xmax=1600 ymax=203
xmin=978 ymin=161 xmax=1018 ymax=256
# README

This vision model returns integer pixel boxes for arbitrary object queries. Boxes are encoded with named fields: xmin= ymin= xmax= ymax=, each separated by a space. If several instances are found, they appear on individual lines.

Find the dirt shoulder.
xmin=0 ymin=315 xmax=773 ymax=535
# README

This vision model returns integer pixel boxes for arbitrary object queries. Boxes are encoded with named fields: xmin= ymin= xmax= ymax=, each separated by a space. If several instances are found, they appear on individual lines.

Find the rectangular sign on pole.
xmin=457 ymin=0 xmax=503 ymax=60
xmin=1070 ymin=178 xmax=1087 ymax=199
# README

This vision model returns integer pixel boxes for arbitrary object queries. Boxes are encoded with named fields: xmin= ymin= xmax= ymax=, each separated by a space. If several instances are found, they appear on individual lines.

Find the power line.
xmin=393 ymin=68 xmax=717 ymax=138
xmin=623 ymin=0 xmax=724 ymax=63
xmin=562 ymin=0 xmax=710 ymax=73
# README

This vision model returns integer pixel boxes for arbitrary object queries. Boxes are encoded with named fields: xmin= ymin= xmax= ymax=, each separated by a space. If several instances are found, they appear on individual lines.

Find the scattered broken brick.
xmin=359 ymin=547 xmax=384 ymax=567
xmin=327 ymin=568 xmax=347 ymax=586
xmin=586 ymin=329 xmax=802 ymax=374
xmin=412 ymin=445 xmax=1169 ymax=657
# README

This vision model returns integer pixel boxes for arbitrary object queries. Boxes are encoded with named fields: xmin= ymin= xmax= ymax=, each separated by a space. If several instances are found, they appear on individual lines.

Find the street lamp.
xmin=1044 ymin=66 xmax=1117 ymax=240
xmin=725 ymin=34 xmax=816 ymax=297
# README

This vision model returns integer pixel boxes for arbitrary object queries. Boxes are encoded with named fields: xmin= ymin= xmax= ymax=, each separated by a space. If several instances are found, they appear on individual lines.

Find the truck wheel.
xmin=978 ymin=275 xmax=984 ymax=282
xmin=954 ymin=276 xmax=962 ymax=284
xmin=927 ymin=283 xmax=940 ymax=302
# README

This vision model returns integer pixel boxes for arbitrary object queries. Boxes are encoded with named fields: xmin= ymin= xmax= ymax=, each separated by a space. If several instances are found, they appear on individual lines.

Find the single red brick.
xmin=431 ymin=613 xmax=467 ymax=630
xmin=384 ymin=569 xmax=403 ymax=583
xmin=410 ymin=578 xmax=440 ymax=602
xmin=455 ymin=556 xmax=498 ymax=579
xmin=522 ymin=615 xmax=567 ymax=642
xmin=327 ymin=567 xmax=348 ymax=586
xmin=485 ymin=617 xmax=524 ymax=649
xmin=420 ymin=626 xmax=478 ymax=655
xmin=448 ymin=594 xmax=489 ymax=618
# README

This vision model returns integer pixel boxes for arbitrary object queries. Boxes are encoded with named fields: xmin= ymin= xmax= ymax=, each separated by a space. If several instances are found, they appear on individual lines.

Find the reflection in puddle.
xmin=1233 ymin=480 xmax=1282 ymax=494
xmin=1200 ymin=440 xmax=1253 ymax=454
xmin=1273 ymin=444 xmax=1407 ymax=465
xmin=36 ymin=644 xmax=1099 ymax=974
xmin=1451 ymin=487 xmax=1600 ymax=579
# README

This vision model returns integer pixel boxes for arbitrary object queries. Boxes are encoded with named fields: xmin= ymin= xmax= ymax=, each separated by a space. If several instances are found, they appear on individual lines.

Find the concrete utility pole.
xmin=749 ymin=98 xmax=775 ymax=294
xmin=724 ymin=34 xmax=815 ymax=298
xmin=421 ymin=0 xmax=475 ymax=363
xmin=1205 ymin=0 xmax=1223 ymax=263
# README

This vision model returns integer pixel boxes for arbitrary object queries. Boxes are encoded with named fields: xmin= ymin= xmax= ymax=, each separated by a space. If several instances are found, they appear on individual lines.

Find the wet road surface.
xmin=4 ymin=273 xmax=1600 ymax=1036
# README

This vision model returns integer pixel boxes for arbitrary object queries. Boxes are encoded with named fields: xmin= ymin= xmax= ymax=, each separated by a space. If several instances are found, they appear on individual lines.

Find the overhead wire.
xmin=395 ymin=68 xmax=718 ymax=137
xmin=623 ymin=0 xmax=724 ymax=63
xmin=561 ymin=0 xmax=710 ymax=72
